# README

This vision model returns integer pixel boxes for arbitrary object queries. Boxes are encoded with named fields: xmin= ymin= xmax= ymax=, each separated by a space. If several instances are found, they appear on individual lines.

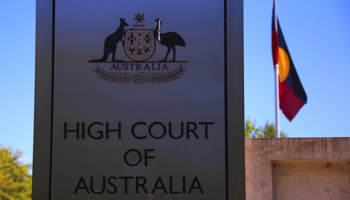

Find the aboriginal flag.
xmin=272 ymin=3 xmax=307 ymax=121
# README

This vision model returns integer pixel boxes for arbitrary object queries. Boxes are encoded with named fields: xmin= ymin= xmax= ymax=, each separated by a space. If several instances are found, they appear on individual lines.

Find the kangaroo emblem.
xmin=89 ymin=18 xmax=129 ymax=62
xmin=90 ymin=13 xmax=188 ymax=84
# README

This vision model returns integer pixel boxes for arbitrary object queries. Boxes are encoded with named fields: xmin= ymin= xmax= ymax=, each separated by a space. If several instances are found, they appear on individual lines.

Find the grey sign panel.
xmin=33 ymin=0 xmax=244 ymax=199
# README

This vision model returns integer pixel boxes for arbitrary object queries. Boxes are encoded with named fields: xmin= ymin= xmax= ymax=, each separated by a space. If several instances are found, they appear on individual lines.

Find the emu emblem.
xmin=124 ymin=29 xmax=155 ymax=62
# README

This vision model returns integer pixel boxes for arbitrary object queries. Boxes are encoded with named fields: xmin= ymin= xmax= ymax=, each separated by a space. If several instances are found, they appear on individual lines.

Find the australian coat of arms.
xmin=89 ymin=13 xmax=187 ymax=84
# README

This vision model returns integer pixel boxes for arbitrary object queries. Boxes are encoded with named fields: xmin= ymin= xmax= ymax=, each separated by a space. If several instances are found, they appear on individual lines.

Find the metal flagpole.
xmin=275 ymin=64 xmax=280 ymax=138
xmin=274 ymin=0 xmax=280 ymax=138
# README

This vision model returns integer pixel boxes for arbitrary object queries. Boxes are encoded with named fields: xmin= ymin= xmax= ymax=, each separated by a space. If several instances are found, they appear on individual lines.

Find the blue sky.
xmin=0 ymin=0 xmax=349 ymax=164
xmin=245 ymin=0 xmax=350 ymax=138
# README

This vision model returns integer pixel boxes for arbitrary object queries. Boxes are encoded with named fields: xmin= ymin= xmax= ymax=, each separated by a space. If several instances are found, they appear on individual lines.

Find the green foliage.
xmin=244 ymin=119 xmax=260 ymax=138
xmin=0 ymin=145 xmax=32 ymax=200
xmin=245 ymin=119 xmax=287 ymax=138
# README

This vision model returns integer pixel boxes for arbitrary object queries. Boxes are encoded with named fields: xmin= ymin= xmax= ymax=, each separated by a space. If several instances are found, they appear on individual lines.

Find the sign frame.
xmin=33 ymin=0 xmax=245 ymax=199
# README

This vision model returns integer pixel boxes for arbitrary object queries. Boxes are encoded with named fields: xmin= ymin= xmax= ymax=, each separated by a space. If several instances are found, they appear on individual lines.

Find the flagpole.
xmin=275 ymin=64 xmax=280 ymax=138
xmin=274 ymin=0 xmax=280 ymax=138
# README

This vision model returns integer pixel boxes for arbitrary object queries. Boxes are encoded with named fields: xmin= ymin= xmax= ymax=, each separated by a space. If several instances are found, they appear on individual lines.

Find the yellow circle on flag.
xmin=278 ymin=47 xmax=290 ymax=82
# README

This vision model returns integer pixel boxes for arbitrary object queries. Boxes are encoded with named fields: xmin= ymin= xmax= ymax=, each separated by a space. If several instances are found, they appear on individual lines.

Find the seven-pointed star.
xmin=134 ymin=12 xmax=145 ymax=23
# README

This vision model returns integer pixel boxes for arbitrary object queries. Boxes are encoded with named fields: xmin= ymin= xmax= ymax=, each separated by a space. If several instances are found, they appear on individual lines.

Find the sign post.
xmin=33 ymin=0 xmax=244 ymax=199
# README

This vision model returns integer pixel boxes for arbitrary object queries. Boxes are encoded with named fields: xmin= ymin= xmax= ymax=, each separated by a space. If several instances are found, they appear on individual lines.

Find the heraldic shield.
xmin=124 ymin=29 xmax=155 ymax=61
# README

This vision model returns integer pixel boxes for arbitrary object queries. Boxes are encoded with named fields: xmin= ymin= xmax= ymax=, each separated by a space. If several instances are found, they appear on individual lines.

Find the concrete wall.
xmin=245 ymin=138 xmax=350 ymax=200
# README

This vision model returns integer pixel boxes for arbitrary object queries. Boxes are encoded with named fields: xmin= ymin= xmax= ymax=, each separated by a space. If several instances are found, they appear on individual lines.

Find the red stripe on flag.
xmin=279 ymin=81 xmax=305 ymax=121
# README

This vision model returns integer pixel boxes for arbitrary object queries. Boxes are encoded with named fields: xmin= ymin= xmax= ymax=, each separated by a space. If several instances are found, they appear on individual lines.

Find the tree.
xmin=260 ymin=122 xmax=287 ymax=138
xmin=245 ymin=119 xmax=287 ymax=138
xmin=0 ymin=145 xmax=32 ymax=200
xmin=244 ymin=119 xmax=260 ymax=138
